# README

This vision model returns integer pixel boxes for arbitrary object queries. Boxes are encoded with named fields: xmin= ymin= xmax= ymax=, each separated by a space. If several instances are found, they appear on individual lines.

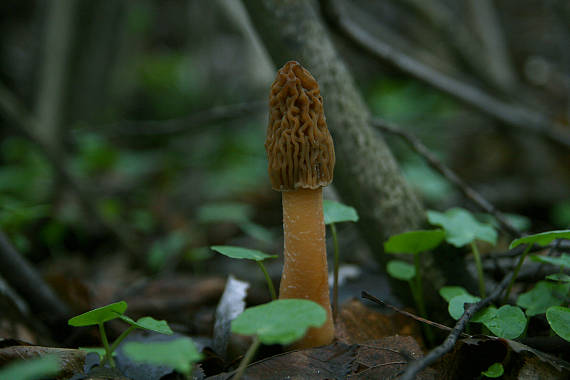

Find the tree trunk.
xmin=243 ymin=0 xmax=425 ymax=259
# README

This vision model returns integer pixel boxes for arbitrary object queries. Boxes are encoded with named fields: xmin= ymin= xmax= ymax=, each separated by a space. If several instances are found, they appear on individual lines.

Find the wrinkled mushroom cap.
xmin=265 ymin=61 xmax=335 ymax=191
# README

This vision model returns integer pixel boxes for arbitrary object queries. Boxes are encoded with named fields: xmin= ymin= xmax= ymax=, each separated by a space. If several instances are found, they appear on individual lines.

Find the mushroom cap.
xmin=265 ymin=61 xmax=335 ymax=191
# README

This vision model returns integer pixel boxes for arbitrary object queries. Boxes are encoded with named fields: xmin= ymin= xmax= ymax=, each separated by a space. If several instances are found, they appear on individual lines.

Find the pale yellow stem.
xmin=280 ymin=188 xmax=334 ymax=348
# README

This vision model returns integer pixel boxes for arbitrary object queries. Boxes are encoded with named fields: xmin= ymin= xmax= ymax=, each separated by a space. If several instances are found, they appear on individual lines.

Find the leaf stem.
xmin=98 ymin=322 xmax=115 ymax=367
xmin=503 ymin=243 xmax=532 ymax=302
xmin=471 ymin=242 xmax=486 ymax=298
xmin=331 ymin=223 xmax=340 ymax=321
xmin=108 ymin=325 xmax=136 ymax=354
xmin=233 ymin=336 xmax=261 ymax=380
xmin=257 ymin=261 xmax=276 ymax=300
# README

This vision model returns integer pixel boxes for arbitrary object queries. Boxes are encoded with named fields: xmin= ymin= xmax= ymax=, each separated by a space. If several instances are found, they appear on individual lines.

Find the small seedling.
xmin=546 ymin=306 xmax=570 ymax=342
xmin=505 ymin=229 xmax=570 ymax=301
xmin=323 ymin=199 xmax=359 ymax=320
xmin=123 ymin=337 xmax=203 ymax=379
xmin=384 ymin=229 xmax=445 ymax=320
xmin=68 ymin=301 xmax=173 ymax=367
xmin=428 ymin=208 xmax=497 ymax=297
xmin=481 ymin=362 xmax=504 ymax=378
xmin=442 ymin=289 xmax=527 ymax=339
xmin=516 ymin=280 xmax=569 ymax=316
xmin=230 ymin=299 xmax=326 ymax=380
xmin=0 ymin=355 xmax=59 ymax=380
xmin=211 ymin=245 xmax=278 ymax=300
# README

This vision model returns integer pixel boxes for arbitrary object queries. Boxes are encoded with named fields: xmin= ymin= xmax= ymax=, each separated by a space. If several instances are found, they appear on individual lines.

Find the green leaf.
xmin=471 ymin=306 xmax=498 ymax=324
xmin=516 ymin=281 xmax=570 ymax=316
xmin=386 ymin=260 xmax=416 ymax=281
xmin=197 ymin=202 xmax=252 ymax=224
xmin=509 ymin=229 xmax=570 ymax=249
xmin=483 ymin=305 xmax=527 ymax=339
xmin=546 ymin=273 xmax=570 ymax=283
xmin=211 ymin=246 xmax=277 ymax=262
xmin=427 ymin=208 xmax=497 ymax=247
xmin=529 ymin=253 xmax=570 ymax=269
xmin=68 ymin=301 xmax=127 ymax=326
xmin=546 ymin=306 xmax=570 ymax=342
xmin=231 ymin=299 xmax=326 ymax=345
xmin=0 ymin=355 xmax=59 ymax=380
xmin=384 ymin=229 xmax=445 ymax=254
xmin=439 ymin=286 xmax=468 ymax=302
xmin=481 ymin=362 xmax=504 ymax=378
xmin=118 ymin=315 xmax=173 ymax=335
xmin=448 ymin=294 xmax=480 ymax=320
xmin=239 ymin=221 xmax=274 ymax=244
xmin=123 ymin=337 xmax=203 ymax=376
xmin=323 ymin=200 xmax=359 ymax=225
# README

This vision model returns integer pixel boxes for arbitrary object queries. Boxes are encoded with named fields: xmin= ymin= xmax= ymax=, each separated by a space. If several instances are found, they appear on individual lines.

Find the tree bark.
xmin=242 ymin=0 xmax=425 ymax=260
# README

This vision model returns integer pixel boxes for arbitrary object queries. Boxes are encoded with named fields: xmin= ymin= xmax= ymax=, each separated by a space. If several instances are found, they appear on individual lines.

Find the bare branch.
xmin=399 ymin=272 xmax=513 ymax=380
xmin=371 ymin=117 xmax=521 ymax=237
xmin=98 ymin=100 xmax=266 ymax=136
xmin=320 ymin=0 xmax=570 ymax=150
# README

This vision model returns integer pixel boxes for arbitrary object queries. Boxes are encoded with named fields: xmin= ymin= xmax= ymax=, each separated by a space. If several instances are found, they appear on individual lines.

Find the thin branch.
xmin=399 ymin=272 xmax=513 ymax=380
xmin=0 ymin=82 xmax=138 ymax=256
xmin=361 ymin=291 xmax=471 ymax=339
xmin=370 ymin=117 xmax=521 ymax=237
xmin=98 ymin=100 xmax=266 ymax=136
xmin=0 ymin=230 xmax=70 ymax=322
xmin=320 ymin=0 xmax=570 ymax=150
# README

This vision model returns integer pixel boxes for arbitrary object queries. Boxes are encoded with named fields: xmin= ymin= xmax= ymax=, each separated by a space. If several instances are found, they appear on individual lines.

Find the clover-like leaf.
xmin=516 ymin=281 xmax=570 ymax=316
xmin=439 ymin=286 xmax=468 ymax=302
xmin=231 ymin=299 xmax=326 ymax=345
xmin=530 ymin=253 xmax=570 ymax=269
xmin=323 ymin=200 xmax=359 ymax=225
xmin=211 ymin=246 xmax=277 ymax=262
xmin=68 ymin=301 xmax=127 ymax=326
xmin=546 ymin=306 xmax=570 ymax=342
xmin=483 ymin=305 xmax=527 ymax=339
xmin=546 ymin=273 xmax=570 ymax=283
xmin=482 ymin=362 xmax=504 ymax=378
xmin=0 ymin=355 xmax=59 ymax=380
xmin=119 ymin=315 xmax=173 ymax=335
xmin=427 ymin=208 xmax=497 ymax=247
xmin=123 ymin=337 xmax=203 ymax=376
xmin=509 ymin=229 xmax=570 ymax=250
xmin=384 ymin=229 xmax=445 ymax=254
xmin=386 ymin=260 xmax=416 ymax=281
xmin=448 ymin=294 xmax=480 ymax=320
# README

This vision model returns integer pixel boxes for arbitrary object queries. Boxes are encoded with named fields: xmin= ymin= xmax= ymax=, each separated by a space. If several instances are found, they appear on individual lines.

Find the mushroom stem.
xmin=280 ymin=188 xmax=334 ymax=348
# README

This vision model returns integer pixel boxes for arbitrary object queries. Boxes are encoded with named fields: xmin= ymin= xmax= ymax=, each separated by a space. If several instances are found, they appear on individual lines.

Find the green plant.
xmin=211 ymin=245 xmax=278 ymax=300
xmin=68 ymin=301 xmax=173 ymax=367
xmin=440 ymin=287 xmax=527 ymax=339
xmin=481 ymin=362 xmax=504 ymax=378
xmin=230 ymin=299 xmax=326 ymax=380
xmin=0 ymin=355 xmax=59 ymax=380
xmin=123 ymin=337 xmax=203 ymax=379
xmin=323 ymin=199 xmax=359 ymax=320
xmin=546 ymin=306 xmax=570 ymax=342
xmin=384 ymin=229 xmax=445 ymax=319
xmin=505 ymin=229 xmax=570 ymax=301
xmin=427 ymin=208 xmax=497 ymax=297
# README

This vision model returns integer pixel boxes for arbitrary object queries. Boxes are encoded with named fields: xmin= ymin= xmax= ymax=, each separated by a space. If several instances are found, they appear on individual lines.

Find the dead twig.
xmin=98 ymin=100 xmax=266 ymax=136
xmin=398 ymin=272 xmax=513 ymax=380
xmin=361 ymin=291 xmax=471 ymax=339
xmin=320 ymin=0 xmax=570 ymax=150
xmin=370 ymin=117 xmax=521 ymax=237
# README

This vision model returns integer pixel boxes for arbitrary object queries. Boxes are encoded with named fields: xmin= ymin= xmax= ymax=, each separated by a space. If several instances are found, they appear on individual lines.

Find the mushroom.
xmin=265 ymin=61 xmax=335 ymax=348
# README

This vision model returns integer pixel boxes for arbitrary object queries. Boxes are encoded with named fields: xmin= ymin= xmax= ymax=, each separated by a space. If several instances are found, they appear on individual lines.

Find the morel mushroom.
xmin=265 ymin=61 xmax=335 ymax=348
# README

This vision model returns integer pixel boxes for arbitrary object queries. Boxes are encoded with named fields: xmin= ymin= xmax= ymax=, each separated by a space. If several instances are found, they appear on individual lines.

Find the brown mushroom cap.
xmin=265 ymin=61 xmax=335 ymax=191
